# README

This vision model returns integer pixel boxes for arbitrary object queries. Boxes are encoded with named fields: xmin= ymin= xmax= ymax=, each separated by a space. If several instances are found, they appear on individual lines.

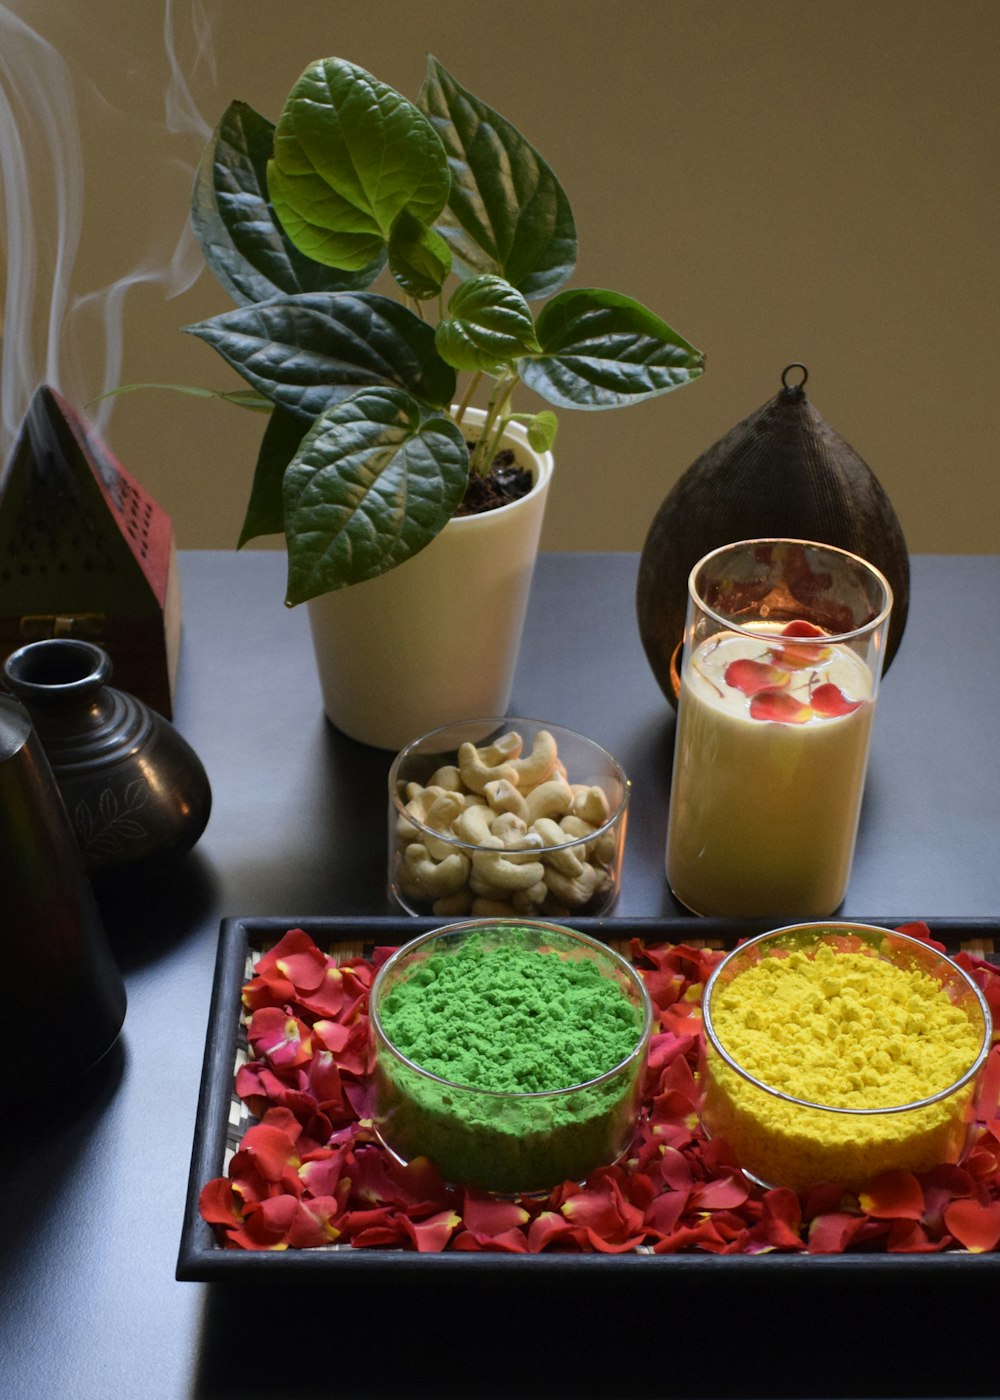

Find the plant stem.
xmin=470 ymin=372 xmax=519 ymax=476
xmin=454 ymin=372 xmax=482 ymax=430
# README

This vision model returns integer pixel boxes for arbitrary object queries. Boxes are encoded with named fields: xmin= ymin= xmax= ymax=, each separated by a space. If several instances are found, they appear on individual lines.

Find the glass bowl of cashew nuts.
xmin=388 ymin=718 xmax=631 ymax=919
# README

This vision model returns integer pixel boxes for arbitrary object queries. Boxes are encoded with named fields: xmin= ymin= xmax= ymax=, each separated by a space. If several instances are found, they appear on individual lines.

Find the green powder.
xmin=378 ymin=934 xmax=640 ymax=1092
xmin=372 ymin=926 xmax=649 ymax=1194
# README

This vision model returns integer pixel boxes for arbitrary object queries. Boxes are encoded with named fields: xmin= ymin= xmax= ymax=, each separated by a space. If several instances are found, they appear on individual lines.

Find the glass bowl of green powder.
xmin=370 ymin=918 xmax=653 ymax=1194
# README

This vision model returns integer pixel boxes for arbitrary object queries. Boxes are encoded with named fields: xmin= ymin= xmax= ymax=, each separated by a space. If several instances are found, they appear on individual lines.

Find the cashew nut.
xmin=511 ymin=880 xmax=549 ymax=912
xmin=491 ymin=811 xmax=528 ymax=843
xmin=530 ymin=816 xmax=585 ymax=878
xmin=543 ymin=861 xmax=602 ymax=908
xmin=483 ymin=778 xmax=527 ymax=820
xmin=428 ymin=764 xmax=463 ymax=791
xmin=573 ymin=785 xmax=611 ymax=826
xmin=453 ymin=802 xmax=496 ymax=846
xmin=481 ymin=731 xmax=523 ymax=764
xmin=524 ymin=780 xmax=574 ymax=826
xmin=423 ymin=788 xmax=465 ymax=826
xmin=471 ymin=847 xmax=546 ymax=890
xmin=507 ymin=729 xmax=558 ymax=788
xmin=406 ymin=790 xmax=461 ymax=859
xmin=403 ymin=842 xmax=471 ymax=896
xmin=457 ymin=742 xmax=519 ymax=795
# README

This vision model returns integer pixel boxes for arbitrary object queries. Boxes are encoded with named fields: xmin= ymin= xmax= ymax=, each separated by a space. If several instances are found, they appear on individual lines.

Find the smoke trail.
xmin=0 ymin=0 xmax=215 ymax=464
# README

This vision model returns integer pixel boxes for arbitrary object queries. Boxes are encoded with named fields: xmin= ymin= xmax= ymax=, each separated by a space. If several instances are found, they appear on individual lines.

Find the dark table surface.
xmin=1 ymin=550 xmax=998 ymax=1400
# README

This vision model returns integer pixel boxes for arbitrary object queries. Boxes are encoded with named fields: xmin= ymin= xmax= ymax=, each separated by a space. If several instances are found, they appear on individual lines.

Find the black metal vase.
xmin=2 ymin=638 xmax=211 ymax=880
xmin=0 ymin=692 xmax=127 ymax=1103
xmin=636 ymin=366 xmax=911 ymax=706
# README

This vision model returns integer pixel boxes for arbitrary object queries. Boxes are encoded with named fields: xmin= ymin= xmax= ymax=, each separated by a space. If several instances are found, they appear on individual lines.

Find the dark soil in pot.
xmin=456 ymin=446 xmax=534 ymax=516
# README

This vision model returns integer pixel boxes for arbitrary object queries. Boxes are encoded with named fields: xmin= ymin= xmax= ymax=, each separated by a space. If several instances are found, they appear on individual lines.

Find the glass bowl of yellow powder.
xmin=370 ymin=918 xmax=653 ymax=1194
xmin=701 ymin=922 xmax=992 ymax=1194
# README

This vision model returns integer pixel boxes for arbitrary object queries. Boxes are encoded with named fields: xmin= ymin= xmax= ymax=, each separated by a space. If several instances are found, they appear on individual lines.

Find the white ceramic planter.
xmin=306 ymin=410 xmax=554 ymax=750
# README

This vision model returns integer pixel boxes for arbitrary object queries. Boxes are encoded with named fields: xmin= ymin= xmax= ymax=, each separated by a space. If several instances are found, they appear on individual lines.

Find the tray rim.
xmin=177 ymin=913 xmax=1000 ymax=1282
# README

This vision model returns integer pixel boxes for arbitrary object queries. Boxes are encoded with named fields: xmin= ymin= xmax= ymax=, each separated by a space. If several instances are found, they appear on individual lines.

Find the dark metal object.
xmin=0 ymin=384 xmax=181 ymax=718
xmin=2 ymin=638 xmax=211 ymax=879
xmin=0 ymin=692 xmax=126 ymax=1103
xmin=636 ymin=367 xmax=911 ymax=706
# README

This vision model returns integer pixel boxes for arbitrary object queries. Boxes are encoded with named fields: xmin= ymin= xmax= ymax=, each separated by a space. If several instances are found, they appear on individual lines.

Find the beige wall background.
xmin=2 ymin=0 xmax=997 ymax=556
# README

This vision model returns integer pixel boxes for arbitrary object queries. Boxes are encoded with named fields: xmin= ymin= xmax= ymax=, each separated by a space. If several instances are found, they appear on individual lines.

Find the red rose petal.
xmin=725 ymin=659 xmax=791 ymax=696
xmin=342 ymin=1207 xmax=409 ymax=1248
xmin=887 ymin=1219 xmax=943 ymax=1253
xmin=807 ymin=1211 xmax=867 ymax=1254
xmin=810 ymin=682 xmax=863 ymax=716
xmin=199 ymin=1177 xmax=244 ymax=1229
xmin=527 ymin=1210 xmax=578 ymax=1252
xmin=770 ymin=620 xmax=830 ymax=668
xmin=236 ymin=1120 xmax=302 ymax=1183
xmin=229 ymin=1194 xmax=299 ymax=1251
xmin=975 ymin=1047 xmax=1000 ymax=1124
xmin=462 ymin=1191 xmax=531 ymax=1237
xmin=644 ymin=1190 xmax=688 ymax=1238
xmin=757 ymin=1188 xmax=804 ymax=1250
xmin=749 ymin=690 xmax=813 ymax=724
xmin=651 ymin=1219 xmax=729 ymax=1254
xmin=859 ymin=1170 xmax=925 ymax=1221
xmin=247 ymin=1007 xmax=313 ymax=1068
xmin=452 ymin=1227 xmax=530 ymax=1254
xmin=274 ymin=947 xmax=328 ymax=994
xmin=943 ymin=1198 xmax=1000 ymax=1252
xmin=781 ymin=620 xmax=826 ymax=638
xmin=400 ymin=1209 xmax=462 ymax=1253
xmin=298 ymin=1146 xmax=350 ymax=1200
xmin=690 ymin=1173 xmax=750 ymax=1211
xmin=561 ymin=1175 xmax=644 ymax=1243
xmin=287 ymin=1195 xmax=342 ymax=1248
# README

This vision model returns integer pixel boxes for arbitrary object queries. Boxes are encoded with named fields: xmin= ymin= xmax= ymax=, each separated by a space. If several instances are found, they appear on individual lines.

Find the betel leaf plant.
xmin=185 ymin=54 xmax=705 ymax=606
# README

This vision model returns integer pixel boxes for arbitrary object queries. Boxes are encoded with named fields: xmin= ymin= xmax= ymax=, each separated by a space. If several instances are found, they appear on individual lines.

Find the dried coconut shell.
xmin=636 ymin=366 xmax=910 ymax=706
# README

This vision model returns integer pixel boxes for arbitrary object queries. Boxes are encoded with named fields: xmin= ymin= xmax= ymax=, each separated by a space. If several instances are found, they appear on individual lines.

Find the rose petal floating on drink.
xmin=724 ymin=658 xmax=791 ymax=696
xmin=810 ymin=682 xmax=863 ymax=716
xmin=769 ymin=619 xmax=831 ymax=670
xmin=748 ymin=690 xmax=814 ymax=724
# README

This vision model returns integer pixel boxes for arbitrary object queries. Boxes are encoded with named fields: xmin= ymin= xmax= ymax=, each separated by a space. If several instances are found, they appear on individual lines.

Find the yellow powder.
xmin=703 ymin=943 xmax=983 ymax=1193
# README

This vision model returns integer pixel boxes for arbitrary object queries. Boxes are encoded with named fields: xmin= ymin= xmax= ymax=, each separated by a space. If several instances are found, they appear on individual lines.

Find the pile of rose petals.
xmin=199 ymin=923 xmax=1000 ymax=1255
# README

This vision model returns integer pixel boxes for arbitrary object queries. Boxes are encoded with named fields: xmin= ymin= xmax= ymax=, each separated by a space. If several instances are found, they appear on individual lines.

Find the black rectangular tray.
xmin=177 ymin=915 xmax=1000 ymax=1282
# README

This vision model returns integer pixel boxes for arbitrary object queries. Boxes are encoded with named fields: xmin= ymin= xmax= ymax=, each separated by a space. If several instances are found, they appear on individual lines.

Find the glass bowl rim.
xmin=702 ymin=920 xmax=993 ymax=1116
xmin=388 ymin=716 xmax=632 ymax=855
xmin=689 ymin=537 xmax=894 ymax=644
xmin=370 ymin=917 xmax=653 ymax=1100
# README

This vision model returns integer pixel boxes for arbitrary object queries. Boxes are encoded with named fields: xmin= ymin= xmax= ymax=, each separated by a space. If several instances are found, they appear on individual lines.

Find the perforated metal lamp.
xmin=0 ymin=385 xmax=180 ymax=717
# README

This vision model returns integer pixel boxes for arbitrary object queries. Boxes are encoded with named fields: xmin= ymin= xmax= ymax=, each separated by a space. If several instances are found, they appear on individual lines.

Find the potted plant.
xmin=184 ymin=53 xmax=705 ymax=746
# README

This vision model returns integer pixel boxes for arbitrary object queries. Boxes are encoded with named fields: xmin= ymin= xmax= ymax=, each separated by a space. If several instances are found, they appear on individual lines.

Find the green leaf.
xmin=283 ymin=387 xmax=470 ymax=603
xmin=388 ymin=209 xmax=452 ymax=301
xmin=525 ymin=411 xmax=558 ymax=453
xmin=435 ymin=275 xmax=538 ymax=373
xmin=238 ymin=405 xmax=309 ymax=546
xmin=519 ymin=288 xmax=705 ymax=409
xmin=184 ymin=291 xmax=456 ymax=417
xmin=191 ymin=101 xmax=384 ymax=305
xmin=419 ymin=56 xmax=577 ymax=300
xmin=267 ymin=58 xmax=450 ymax=272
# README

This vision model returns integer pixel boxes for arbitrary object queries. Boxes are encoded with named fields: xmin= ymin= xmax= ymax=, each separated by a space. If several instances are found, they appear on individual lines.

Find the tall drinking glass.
xmin=665 ymin=539 xmax=892 ymax=918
